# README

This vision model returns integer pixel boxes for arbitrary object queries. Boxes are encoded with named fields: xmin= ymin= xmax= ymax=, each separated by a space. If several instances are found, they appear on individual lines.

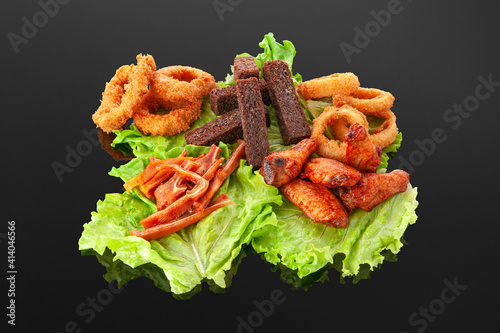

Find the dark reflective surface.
xmin=4 ymin=0 xmax=499 ymax=332
xmin=97 ymin=128 xmax=134 ymax=161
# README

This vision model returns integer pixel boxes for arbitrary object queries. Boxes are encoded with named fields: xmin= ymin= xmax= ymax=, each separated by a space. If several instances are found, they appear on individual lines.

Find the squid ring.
xmin=332 ymin=87 xmax=395 ymax=117
xmin=311 ymin=106 xmax=369 ymax=162
xmin=92 ymin=54 xmax=156 ymax=133
xmin=322 ymin=108 xmax=398 ymax=149
xmin=151 ymin=66 xmax=216 ymax=104
xmin=297 ymin=72 xmax=360 ymax=100
xmin=133 ymin=95 xmax=202 ymax=136
xmin=369 ymin=110 xmax=398 ymax=148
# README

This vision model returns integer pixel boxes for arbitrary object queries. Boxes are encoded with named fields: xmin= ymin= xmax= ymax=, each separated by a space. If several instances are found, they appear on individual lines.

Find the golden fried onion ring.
xmin=311 ymin=106 xmax=369 ymax=162
xmin=133 ymin=95 xmax=202 ymax=136
xmin=368 ymin=110 xmax=398 ymax=148
xmin=328 ymin=109 xmax=398 ymax=148
xmin=332 ymin=87 xmax=395 ymax=117
xmin=297 ymin=73 xmax=360 ymax=100
xmin=326 ymin=110 xmax=398 ymax=149
xmin=151 ymin=66 xmax=216 ymax=104
xmin=329 ymin=87 xmax=397 ymax=146
xmin=92 ymin=54 xmax=156 ymax=133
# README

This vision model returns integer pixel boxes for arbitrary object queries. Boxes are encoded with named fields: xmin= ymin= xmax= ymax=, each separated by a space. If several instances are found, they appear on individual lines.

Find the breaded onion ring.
xmin=324 ymin=108 xmax=398 ymax=148
xmin=151 ymin=66 xmax=216 ymax=104
xmin=330 ymin=87 xmax=396 ymax=144
xmin=297 ymin=73 xmax=360 ymax=100
xmin=369 ymin=110 xmax=398 ymax=148
xmin=92 ymin=54 xmax=156 ymax=133
xmin=332 ymin=87 xmax=395 ymax=117
xmin=328 ymin=106 xmax=370 ymax=141
xmin=133 ymin=95 xmax=202 ymax=136
xmin=311 ymin=106 xmax=368 ymax=162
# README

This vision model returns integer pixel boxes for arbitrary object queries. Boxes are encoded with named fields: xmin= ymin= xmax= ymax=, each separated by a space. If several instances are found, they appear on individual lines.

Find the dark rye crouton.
xmin=185 ymin=109 xmax=242 ymax=146
xmin=258 ymin=79 xmax=272 ymax=105
xmin=234 ymin=56 xmax=260 ymax=81
xmin=236 ymin=77 xmax=269 ymax=167
xmin=262 ymin=60 xmax=311 ymax=145
xmin=184 ymin=107 xmax=271 ymax=147
xmin=209 ymin=86 xmax=239 ymax=116
xmin=210 ymin=79 xmax=271 ymax=116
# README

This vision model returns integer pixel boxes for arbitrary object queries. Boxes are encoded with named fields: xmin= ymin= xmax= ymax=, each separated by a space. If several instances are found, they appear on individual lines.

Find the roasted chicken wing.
xmin=345 ymin=123 xmax=382 ymax=173
xmin=280 ymin=178 xmax=349 ymax=228
xmin=259 ymin=138 xmax=318 ymax=187
xmin=300 ymin=157 xmax=361 ymax=188
xmin=338 ymin=170 xmax=409 ymax=212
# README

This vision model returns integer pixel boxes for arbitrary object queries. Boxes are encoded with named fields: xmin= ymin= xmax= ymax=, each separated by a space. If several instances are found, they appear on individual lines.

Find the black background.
xmin=2 ymin=0 xmax=499 ymax=332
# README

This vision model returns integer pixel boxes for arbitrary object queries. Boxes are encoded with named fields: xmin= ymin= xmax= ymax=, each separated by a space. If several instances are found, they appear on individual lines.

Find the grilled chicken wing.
xmin=280 ymin=178 xmax=349 ymax=228
xmin=338 ymin=170 xmax=409 ymax=212
xmin=259 ymin=138 xmax=318 ymax=187
xmin=345 ymin=123 xmax=382 ymax=173
xmin=300 ymin=157 xmax=361 ymax=188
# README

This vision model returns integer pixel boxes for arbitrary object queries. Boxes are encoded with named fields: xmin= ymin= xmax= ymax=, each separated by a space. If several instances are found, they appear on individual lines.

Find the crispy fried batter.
xmin=132 ymin=65 xmax=215 ymax=136
xmin=92 ymin=54 xmax=156 ymax=133
xmin=297 ymin=73 xmax=360 ymax=100
xmin=151 ymin=66 xmax=216 ymax=105
xmin=332 ymin=87 xmax=394 ymax=118
xmin=330 ymin=87 xmax=398 ymax=148
xmin=133 ymin=94 xmax=202 ymax=136
xmin=369 ymin=110 xmax=398 ymax=148
xmin=311 ymin=106 xmax=369 ymax=163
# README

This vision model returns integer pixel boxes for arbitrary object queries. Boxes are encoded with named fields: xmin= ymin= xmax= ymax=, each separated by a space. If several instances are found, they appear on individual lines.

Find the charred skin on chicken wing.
xmin=300 ymin=157 xmax=361 ymax=188
xmin=259 ymin=138 xmax=318 ymax=187
xmin=338 ymin=170 xmax=409 ymax=212
xmin=280 ymin=178 xmax=349 ymax=228
xmin=345 ymin=123 xmax=382 ymax=173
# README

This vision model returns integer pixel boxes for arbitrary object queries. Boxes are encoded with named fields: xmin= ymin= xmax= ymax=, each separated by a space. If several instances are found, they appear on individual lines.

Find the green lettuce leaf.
xmin=221 ymin=32 xmax=302 ymax=87
xmin=254 ymin=32 xmax=302 ymax=83
xmin=82 ymin=243 xmax=252 ymax=300
xmin=252 ymin=184 xmax=418 ymax=281
xmin=268 ymin=248 xmax=401 ymax=291
xmin=111 ymin=98 xmax=216 ymax=157
xmin=79 ymin=144 xmax=282 ymax=296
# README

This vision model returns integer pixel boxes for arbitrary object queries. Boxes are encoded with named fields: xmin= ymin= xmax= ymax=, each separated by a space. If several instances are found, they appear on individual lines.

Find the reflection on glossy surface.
xmin=97 ymin=128 xmax=134 ymax=161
